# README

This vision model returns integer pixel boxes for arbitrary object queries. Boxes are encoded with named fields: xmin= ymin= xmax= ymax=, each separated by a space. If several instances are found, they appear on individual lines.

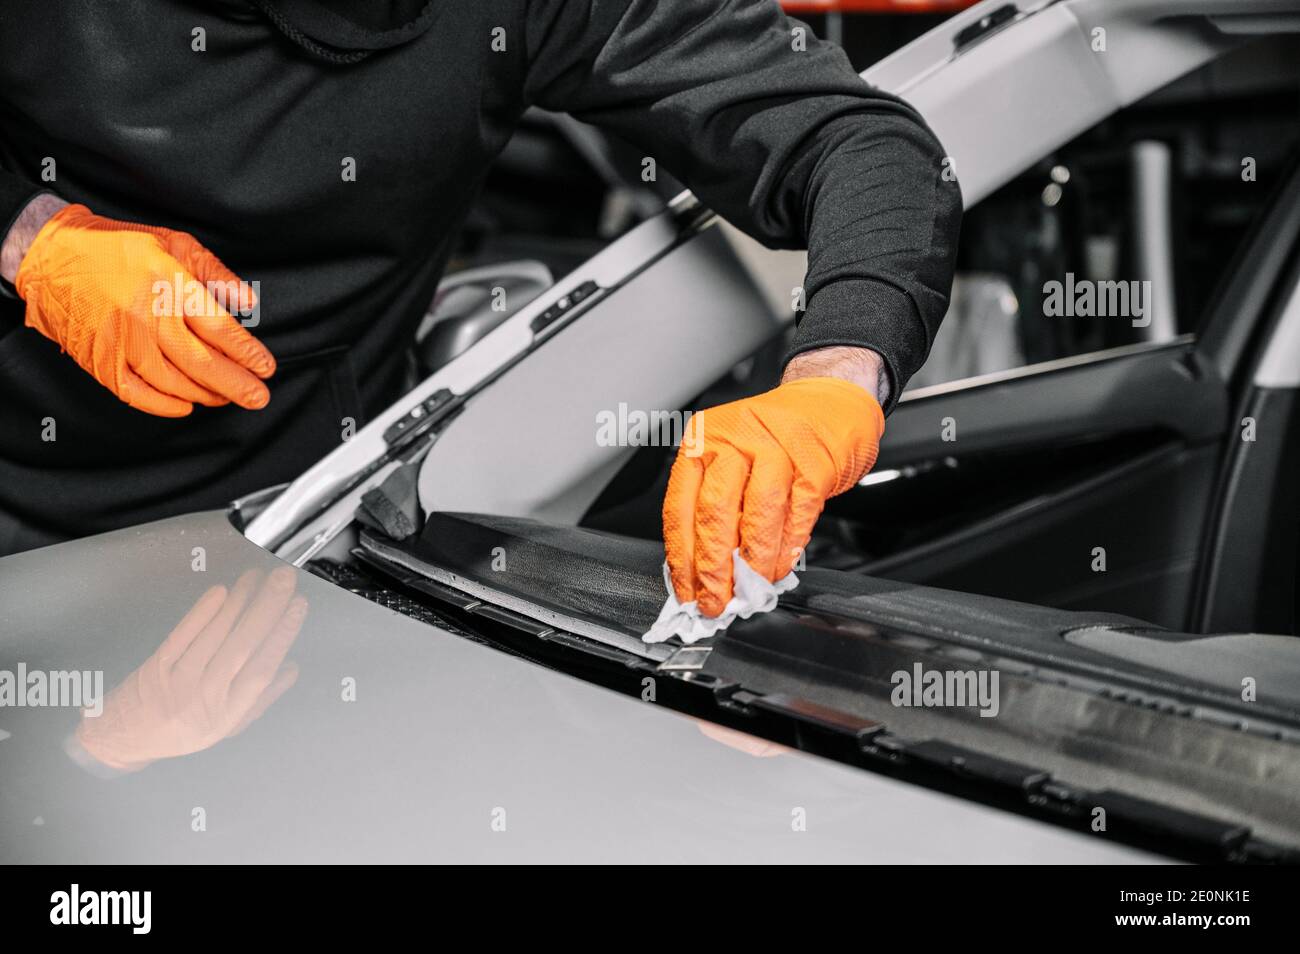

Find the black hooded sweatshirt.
xmin=0 ymin=0 xmax=960 ymax=552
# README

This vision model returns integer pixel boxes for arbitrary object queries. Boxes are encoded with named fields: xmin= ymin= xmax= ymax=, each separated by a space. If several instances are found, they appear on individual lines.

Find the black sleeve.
xmin=521 ymin=0 xmax=961 ymax=410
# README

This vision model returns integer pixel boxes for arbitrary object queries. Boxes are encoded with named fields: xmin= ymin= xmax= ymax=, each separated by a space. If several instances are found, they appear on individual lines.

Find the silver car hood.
xmin=0 ymin=512 xmax=1152 ymax=863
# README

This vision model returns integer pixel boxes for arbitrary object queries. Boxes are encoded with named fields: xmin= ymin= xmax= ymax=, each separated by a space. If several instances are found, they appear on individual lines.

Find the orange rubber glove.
xmin=14 ymin=203 xmax=275 ymax=417
xmin=663 ymin=377 xmax=885 ymax=617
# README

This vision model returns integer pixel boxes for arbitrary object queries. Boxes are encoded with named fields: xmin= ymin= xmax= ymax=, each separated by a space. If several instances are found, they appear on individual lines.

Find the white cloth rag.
xmin=642 ymin=549 xmax=798 ymax=645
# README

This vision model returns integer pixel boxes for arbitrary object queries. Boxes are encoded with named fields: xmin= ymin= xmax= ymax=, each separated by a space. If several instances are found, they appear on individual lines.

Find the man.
xmin=0 ymin=0 xmax=959 ymax=616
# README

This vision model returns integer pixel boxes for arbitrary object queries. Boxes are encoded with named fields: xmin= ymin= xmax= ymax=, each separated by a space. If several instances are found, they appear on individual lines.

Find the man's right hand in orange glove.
xmin=663 ymin=346 xmax=889 ymax=619
xmin=1 ymin=196 xmax=274 ymax=417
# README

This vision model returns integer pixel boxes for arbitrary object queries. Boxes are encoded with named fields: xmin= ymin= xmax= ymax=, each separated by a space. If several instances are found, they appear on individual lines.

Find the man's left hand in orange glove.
xmin=0 ymin=195 xmax=274 ymax=417
xmin=663 ymin=345 xmax=888 ymax=618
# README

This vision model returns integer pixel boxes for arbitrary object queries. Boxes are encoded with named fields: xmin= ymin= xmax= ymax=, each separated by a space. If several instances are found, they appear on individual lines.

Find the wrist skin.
xmin=781 ymin=345 xmax=891 ymax=407
xmin=0 ymin=193 xmax=69 ymax=286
